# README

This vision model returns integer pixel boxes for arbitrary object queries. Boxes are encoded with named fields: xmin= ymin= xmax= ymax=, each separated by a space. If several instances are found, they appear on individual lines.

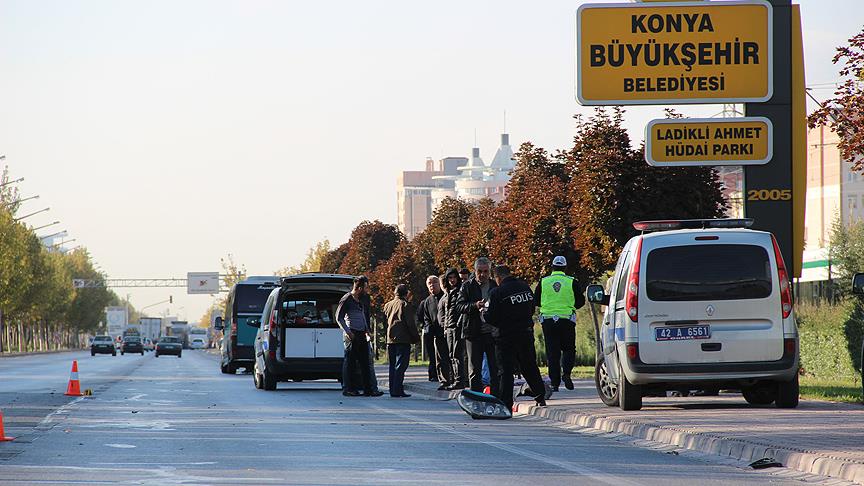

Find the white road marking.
xmin=104 ymin=443 xmax=136 ymax=448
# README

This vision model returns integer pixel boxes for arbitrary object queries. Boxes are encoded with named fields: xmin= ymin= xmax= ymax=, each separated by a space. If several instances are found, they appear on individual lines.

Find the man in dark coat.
xmin=417 ymin=275 xmax=452 ymax=390
xmin=455 ymin=257 xmax=500 ymax=395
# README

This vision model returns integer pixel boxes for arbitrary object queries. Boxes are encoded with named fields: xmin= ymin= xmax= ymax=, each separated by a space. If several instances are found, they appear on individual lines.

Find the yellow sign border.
xmin=644 ymin=117 xmax=774 ymax=167
xmin=576 ymin=0 xmax=774 ymax=105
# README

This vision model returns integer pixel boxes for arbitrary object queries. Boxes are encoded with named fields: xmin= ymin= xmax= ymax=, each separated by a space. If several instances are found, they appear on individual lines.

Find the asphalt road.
xmin=0 ymin=350 xmax=814 ymax=485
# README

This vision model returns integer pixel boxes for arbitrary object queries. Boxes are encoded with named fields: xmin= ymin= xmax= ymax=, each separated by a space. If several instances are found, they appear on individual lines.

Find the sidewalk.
xmin=396 ymin=366 xmax=864 ymax=485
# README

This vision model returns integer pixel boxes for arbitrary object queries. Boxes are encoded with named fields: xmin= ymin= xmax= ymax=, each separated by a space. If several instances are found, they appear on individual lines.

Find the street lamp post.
xmin=0 ymin=177 xmax=23 ymax=188
xmin=38 ymin=229 xmax=66 ymax=240
xmin=32 ymin=221 xmax=61 ymax=232
xmin=13 ymin=207 xmax=49 ymax=222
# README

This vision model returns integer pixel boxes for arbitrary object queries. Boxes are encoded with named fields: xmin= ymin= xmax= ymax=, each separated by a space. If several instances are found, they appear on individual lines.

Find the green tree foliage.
xmin=829 ymin=218 xmax=864 ymax=295
xmin=809 ymin=27 xmax=864 ymax=169
xmin=276 ymin=239 xmax=332 ymax=276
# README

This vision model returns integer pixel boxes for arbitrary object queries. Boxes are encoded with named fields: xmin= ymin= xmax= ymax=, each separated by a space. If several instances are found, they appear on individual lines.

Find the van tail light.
xmin=625 ymin=238 xmax=643 ymax=322
xmin=771 ymin=235 xmax=793 ymax=319
xmin=626 ymin=343 xmax=639 ymax=360
xmin=269 ymin=311 xmax=279 ymax=337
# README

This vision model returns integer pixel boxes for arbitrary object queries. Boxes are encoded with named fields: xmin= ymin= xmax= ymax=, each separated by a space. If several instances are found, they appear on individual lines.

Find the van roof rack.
xmin=633 ymin=218 xmax=754 ymax=232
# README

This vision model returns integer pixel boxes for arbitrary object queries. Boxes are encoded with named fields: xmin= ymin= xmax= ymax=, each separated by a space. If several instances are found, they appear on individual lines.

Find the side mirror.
xmin=586 ymin=284 xmax=610 ymax=306
xmin=852 ymin=273 xmax=864 ymax=295
xmin=214 ymin=316 xmax=224 ymax=330
xmin=246 ymin=318 xmax=261 ymax=328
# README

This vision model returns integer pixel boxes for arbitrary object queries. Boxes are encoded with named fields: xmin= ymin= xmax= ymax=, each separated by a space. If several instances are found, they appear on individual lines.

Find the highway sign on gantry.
xmin=576 ymin=0 xmax=773 ymax=105
xmin=645 ymin=117 xmax=773 ymax=167
xmin=187 ymin=272 xmax=220 ymax=294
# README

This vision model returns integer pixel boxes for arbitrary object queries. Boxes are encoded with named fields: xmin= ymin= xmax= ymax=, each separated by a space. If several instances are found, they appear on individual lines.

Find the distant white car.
xmin=189 ymin=338 xmax=206 ymax=350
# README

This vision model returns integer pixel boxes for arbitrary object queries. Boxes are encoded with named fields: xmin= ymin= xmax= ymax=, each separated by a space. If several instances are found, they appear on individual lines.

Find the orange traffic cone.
xmin=0 ymin=410 xmax=14 ymax=441
xmin=483 ymin=385 xmax=491 ymax=395
xmin=64 ymin=360 xmax=83 ymax=397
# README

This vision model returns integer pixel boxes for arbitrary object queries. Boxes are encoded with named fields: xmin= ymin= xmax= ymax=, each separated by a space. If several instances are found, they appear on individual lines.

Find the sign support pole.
xmin=744 ymin=0 xmax=793 ymax=271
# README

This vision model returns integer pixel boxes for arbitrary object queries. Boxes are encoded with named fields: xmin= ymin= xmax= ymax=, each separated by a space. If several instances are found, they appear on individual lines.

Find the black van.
xmin=215 ymin=276 xmax=279 ymax=374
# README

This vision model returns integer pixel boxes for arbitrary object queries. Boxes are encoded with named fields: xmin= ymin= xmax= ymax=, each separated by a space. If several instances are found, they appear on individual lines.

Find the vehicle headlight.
xmin=457 ymin=389 xmax=512 ymax=420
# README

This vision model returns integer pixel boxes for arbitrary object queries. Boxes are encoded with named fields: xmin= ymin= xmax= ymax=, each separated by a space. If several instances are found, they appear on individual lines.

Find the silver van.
xmin=250 ymin=274 xmax=353 ymax=390
xmin=587 ymin=219 xmax=799 ymax=411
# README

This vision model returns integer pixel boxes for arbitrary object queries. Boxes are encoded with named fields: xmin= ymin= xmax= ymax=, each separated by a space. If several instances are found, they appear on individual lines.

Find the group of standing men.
xmin=335 ymin=256 xmax=585 ymax=407
xmin=415 ymin=256 xmax=585 ymax=408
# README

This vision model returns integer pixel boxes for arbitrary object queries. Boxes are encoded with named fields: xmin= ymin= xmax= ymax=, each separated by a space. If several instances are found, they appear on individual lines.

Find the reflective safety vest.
xmin=539 ymin=271 xmax=575 ymax=318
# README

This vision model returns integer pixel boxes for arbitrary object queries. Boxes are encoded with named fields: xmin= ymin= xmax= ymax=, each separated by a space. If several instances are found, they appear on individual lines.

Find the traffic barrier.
xmin=64 ymin=360 xmax=83 ymax=397
xmin=0 ymin=410 xmax=14 ymax=441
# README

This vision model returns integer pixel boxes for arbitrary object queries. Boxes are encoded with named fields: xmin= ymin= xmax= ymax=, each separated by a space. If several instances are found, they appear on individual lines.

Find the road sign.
xmin=645 ymin=117 xmax=772 ymax=167
xmin=187 ymin=272 xmax=220 ymax=294
xmin=106 ymin=306 xmax=128 ymax=337
xmin=576 ymin=0 xmax=773 ymax=105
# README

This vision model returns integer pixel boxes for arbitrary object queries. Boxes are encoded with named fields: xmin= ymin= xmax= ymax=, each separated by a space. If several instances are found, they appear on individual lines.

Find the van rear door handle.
xmin=701 ymin=343 xmax=722 ymax=352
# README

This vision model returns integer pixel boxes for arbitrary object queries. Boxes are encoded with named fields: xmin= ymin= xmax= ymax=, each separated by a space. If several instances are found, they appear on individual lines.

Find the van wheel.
xmin=618 ymin=360 xmax=642 ymax=411
xmin=253 ymin=363 xmax=263 ymax=390
xmin=594 ymin=356 xmax=619 ymax=407
xmin=262 ymin=366 xmax=277 ymax=391
xmin=776 ymin=375 xmax=799 ymax=408
xmin=743 ymin=384 xmax=776 ymax=405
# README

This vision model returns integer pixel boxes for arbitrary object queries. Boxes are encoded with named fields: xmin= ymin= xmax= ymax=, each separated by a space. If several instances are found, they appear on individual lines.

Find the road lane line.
xmin=368 ymin=404 xmax=640 ymax=486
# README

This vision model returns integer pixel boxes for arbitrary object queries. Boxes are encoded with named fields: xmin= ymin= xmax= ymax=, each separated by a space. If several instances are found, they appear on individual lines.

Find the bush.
xmin=797 ymin=300 xmax=863 ymax=380
xmin=533 ymin=304 xmax=600 ymax=367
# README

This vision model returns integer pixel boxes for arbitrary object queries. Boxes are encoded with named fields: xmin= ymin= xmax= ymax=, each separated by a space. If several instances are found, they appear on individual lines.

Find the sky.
xmin=0 ymin=0 xmax=861 ymax=321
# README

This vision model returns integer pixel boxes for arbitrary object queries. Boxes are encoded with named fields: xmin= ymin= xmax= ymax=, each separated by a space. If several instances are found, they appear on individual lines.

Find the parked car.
xmin=121 ymin=336 xmax=144 ymax=355
xmin=155 ymin=336 xmax=182 ymax=358
xmin=91 ymin=335 xmax=116 ymax=356
xmin=586 ymin=219 xmax=799 ymax=411
xmin=251 ymin=274 xmax=352 ymax=390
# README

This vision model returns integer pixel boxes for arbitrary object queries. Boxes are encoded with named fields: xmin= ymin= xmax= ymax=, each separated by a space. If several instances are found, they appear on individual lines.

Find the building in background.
xmin=800 ymin=123 xmax=862 ymax=285
xmin=397 ymin=133 xmax=516 ymax=239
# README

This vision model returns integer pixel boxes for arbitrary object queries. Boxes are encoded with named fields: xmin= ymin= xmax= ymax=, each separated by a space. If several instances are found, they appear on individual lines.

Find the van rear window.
xmin=646 ymin=244 xmax=772 ymax=301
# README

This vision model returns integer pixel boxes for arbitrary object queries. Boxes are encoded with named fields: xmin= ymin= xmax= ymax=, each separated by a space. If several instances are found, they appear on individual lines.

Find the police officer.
xmin=535 ymin=255 xmax=585 ymax=391
xmin=485 ymin=264 xmax=546 ymax=409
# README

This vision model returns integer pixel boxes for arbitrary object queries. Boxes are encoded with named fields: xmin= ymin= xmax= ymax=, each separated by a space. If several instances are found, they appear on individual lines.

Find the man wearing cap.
xmin=535 ymin=255 xmax=585 ymax=391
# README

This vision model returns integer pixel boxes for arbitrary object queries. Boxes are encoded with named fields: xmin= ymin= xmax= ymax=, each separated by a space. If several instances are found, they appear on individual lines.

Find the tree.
xmin=461 ymin=197 xmax=504 ymax=270
xmin=320 ymin=243 xmax=349 ymax=274
xmin=829 ymin=217 xmax=864 ymax=295
xmin=566 ymin=108 xmax=647 ymax=279
xmin=493 ymin=143 xmax=575 ymax=284
xmin=412 ymin=197 xmax=474 ymax=276
xmin=809 ymin=27 xmax=864 ymax=170
xmin=565 ymin=108 xmax=726 ymax=279
xmin=337 ymin=220 xmax=403 ymax=276
xmin=275 ymin=239 xmax=332 ymax=275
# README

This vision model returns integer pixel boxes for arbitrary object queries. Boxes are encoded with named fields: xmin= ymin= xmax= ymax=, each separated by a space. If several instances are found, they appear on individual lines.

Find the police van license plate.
xmin=655 ymin=325 xmax=711 ymax=341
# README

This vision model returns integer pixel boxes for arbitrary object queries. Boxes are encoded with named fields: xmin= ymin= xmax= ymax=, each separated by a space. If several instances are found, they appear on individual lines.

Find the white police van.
xmin=586 ymin=219 xmax=799 ymax=411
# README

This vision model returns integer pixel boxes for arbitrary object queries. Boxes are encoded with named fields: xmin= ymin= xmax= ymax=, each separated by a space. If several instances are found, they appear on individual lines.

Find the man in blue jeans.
xmin=336 ymin=276 xmax=384 ymax=397
xmin=384 ymin=284 xmax=420 ymax=398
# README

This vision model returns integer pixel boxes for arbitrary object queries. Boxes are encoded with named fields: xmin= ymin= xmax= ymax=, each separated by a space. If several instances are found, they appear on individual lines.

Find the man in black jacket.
xmin=485 ymin=265 xmax=546 ymax=409
xmin=417 ymin=275 xmax=452 ymax=390
xmin=456 ymin=257 xmax=500 ymax=395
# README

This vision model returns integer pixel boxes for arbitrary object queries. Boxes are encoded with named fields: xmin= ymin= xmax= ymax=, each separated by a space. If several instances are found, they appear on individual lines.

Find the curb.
xmin=511 ymin=401 xmax=864 ymax=485
xmin=0 ymin=349 xmax=83 ymax=359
